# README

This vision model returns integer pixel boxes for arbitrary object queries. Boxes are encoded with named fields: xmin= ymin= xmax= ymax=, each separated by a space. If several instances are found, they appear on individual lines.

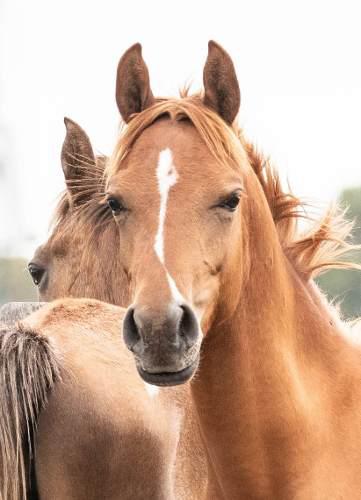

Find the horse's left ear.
xmin=203 ymin=41 xmax=241 ymax=125
xmin=61 ymin=118 xmax=96 ymax=204
xmin=115 ymin=43 xmax=155 ymax=123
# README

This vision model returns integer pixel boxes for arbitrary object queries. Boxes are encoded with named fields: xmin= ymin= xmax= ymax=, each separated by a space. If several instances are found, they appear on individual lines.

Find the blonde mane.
xmin=106 ymin=94 xmax=360 ymax=281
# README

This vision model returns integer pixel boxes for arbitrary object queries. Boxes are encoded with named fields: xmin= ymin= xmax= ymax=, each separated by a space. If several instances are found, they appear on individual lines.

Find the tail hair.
xmin=0 ymin=324 xmax=60 ymax=500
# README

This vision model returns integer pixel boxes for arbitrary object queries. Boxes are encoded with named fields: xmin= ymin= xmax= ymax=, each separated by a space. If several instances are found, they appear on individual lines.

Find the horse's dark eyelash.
xmin=106 ymin=196 xmax=128 ymax=214
xmin=213 ymin=191 xmax=242 ymax=211
xmin=28 ymin=264 xmax=46 ymax=286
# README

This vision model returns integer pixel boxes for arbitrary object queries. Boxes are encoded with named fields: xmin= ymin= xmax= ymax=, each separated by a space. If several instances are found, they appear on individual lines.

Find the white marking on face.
xmin=154 ymin=148 xmax=178 ymax=264
xmin=154 ymin=148 xmax=186 ymax=303
xmin=144 ymin=382 xmax=160 ymax=398
xmin=167 ymin=273 xmax=184 ymax=304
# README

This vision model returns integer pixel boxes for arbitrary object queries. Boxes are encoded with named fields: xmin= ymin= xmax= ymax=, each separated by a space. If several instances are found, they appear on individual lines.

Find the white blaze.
xmin=167 ymin=274 xmax=185 ymax=304
xmin=154 ymin=148 xmax=184 ymax=303
xmin=154 ymin=148 xmax=178 ymax=264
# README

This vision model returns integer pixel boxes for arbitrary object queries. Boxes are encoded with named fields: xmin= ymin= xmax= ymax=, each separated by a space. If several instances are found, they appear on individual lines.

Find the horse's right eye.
xmin=28 ymin=263 xmax=45 ymax=286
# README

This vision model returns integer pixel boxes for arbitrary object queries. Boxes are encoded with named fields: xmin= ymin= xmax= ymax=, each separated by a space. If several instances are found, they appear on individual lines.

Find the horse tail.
xmin=0 ymin=323 xmax=61 ymax=500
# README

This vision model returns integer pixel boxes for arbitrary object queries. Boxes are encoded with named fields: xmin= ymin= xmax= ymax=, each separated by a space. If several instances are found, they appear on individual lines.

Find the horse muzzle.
xmin=123 ymin=302 xmax=201 ymax=386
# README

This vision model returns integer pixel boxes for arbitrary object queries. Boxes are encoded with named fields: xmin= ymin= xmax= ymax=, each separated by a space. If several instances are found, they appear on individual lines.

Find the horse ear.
xmin=115 ymin=43 xmax=155 ymax=123
xmin=61 ymin=118 xmax=96 ymax=204
xmin=203 ymin=41 xmax=241 ymax=125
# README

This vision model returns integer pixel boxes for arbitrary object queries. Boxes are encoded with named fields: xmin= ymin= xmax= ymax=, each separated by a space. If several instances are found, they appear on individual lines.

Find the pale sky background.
xmin=1 ymin=0 xmax=361 ymax=259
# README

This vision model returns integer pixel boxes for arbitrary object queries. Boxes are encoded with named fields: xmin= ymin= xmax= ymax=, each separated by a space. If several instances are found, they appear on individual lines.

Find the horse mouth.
xmin=137 ymin=358 xmax=199 ymax=386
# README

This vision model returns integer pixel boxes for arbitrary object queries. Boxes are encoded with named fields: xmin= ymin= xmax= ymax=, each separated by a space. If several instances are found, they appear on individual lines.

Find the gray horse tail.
xmin=0 ymin=303 xmax=60 ymax=500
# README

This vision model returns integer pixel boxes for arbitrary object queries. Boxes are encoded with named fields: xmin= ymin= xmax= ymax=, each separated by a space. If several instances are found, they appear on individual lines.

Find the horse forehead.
xmin=121 ymin=151 xmax=219 ymax=199
xmin=109 ymin=119 xmax=234 ymax=197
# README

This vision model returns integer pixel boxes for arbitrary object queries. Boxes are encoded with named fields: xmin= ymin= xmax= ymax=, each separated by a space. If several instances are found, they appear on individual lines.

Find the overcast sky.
xmin=1 ymin=0 xmax=361 ymax=258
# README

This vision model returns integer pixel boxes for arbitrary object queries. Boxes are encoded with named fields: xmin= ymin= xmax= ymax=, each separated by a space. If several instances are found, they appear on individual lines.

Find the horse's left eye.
xmin=107 ymin=197 xmax=126 ymax=215
xmin=218 ymin=194 xmax=241 ymax=212
xmin=28 ymin=263 xmax=45 ymax=286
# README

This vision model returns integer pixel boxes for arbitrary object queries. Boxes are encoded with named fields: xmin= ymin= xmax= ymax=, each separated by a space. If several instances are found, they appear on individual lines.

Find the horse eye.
xmin=218 ymin=193 xmax=241 ymax=212
xmin=28 ymin=263 xmax=45 ymax=286
xmin=107 ymin=197 xmax=125 ymax=215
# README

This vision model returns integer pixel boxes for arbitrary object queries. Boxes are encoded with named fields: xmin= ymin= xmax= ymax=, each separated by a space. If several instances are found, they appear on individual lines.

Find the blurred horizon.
xmin=1 ymin=183 xmax=361 ymax=319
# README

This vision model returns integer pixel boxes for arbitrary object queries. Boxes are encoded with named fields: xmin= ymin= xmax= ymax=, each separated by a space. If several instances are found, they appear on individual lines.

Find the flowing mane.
xmin=242 ymin=139 xmax=360 ymax=278
xmin=106 ymin=93 xmax=360 ymax=281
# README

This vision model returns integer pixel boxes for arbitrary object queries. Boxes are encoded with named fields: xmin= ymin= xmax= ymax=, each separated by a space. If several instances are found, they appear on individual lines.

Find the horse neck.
xmin=191 ymin=172 xmax=361 ymax=498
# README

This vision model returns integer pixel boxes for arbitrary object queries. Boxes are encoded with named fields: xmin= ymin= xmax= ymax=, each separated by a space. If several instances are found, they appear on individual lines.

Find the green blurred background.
xmin=316 ymin=186 xmax=361 ymax=319
xmin=0 ymin=257 xmax=37 ymax=304
xmin=0 ymin=186 xmax=360 ymax=318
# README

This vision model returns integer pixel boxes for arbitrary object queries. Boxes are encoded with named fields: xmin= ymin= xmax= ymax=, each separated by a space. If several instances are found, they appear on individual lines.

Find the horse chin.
xmin=136 ymin=357 xmax=199 ymax=387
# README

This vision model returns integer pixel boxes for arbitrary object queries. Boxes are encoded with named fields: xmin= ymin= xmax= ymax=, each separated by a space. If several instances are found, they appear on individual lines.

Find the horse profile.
xmin=0 ymin=119 xmax=206 ymax=499
xmin=97 ymin=41 xmax=360 ymax=498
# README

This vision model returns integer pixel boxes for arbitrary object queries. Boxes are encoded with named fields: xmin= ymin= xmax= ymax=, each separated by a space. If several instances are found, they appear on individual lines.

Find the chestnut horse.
xmin=6 ymin=119 xmax=206 ymax=499
xmin=98 ymin=41 xmax=361 ymax=498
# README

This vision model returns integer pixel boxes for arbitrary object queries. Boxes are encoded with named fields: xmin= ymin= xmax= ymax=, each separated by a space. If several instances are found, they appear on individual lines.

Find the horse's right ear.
xmin=61 ymin=118 xmax=96 ymax=204
xmin=115 ymin=43 xmax=155 ymax=123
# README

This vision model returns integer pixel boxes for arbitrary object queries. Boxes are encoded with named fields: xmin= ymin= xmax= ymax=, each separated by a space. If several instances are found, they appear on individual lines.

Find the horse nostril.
xmin=123 ymin=307 xmax=141 ymax=351
xmin=179 ymin=304 xmax=199 ymax=347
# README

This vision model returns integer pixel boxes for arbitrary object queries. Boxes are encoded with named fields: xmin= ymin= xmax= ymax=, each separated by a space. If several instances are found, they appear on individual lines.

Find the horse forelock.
xmin=106 ymin=93 xmax=247 ymax=179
